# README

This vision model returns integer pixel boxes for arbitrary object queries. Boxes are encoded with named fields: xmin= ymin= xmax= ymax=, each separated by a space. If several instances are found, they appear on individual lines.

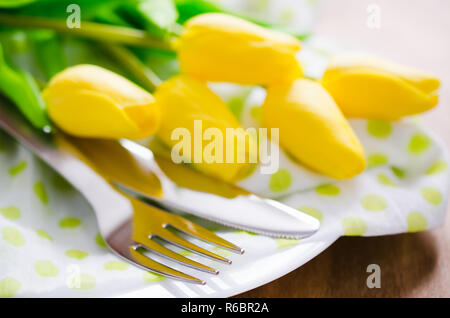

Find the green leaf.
xmin=16 ymin=0 xmax=122 ymax=20
xmin=101 ymin=43 xmax=161 ymax=91
xmin=0 ymin=43 xmax=50 ymax=129
xmin=63 ymin=38 xmax=127 ymax=76
xmin=30 ymin=30 xmax=66 ymax=80
xmin=118 ymin=0 xmax=178 ymax=38
xmin=175 ymin=0 xmax=222 ymax=24
xmin=0 ymin=12 xmax=172 ymax=50
xmin=132 ymin=46 xmax=178 ymax=81
xmin=94 ymin=5 xmax=132 ymax=27
xmin=0 ymin=30 xmax=41 ymax=77
xmin=0 ymin=0 xmax=39 ymax=8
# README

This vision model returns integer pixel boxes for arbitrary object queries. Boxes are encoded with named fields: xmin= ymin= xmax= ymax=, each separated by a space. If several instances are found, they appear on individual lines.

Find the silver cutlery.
xmin=0 ymin=98 xmax=243 ymax=285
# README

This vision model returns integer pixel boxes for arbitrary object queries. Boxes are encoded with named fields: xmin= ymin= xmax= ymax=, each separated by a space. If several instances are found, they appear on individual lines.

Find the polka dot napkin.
xmin=236 ymin=100 xmax=449 ymax=237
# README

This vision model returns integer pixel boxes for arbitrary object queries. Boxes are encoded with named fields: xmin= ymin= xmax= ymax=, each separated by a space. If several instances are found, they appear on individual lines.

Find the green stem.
xmin=31 ymin=31 xmax=66 ymax=80
xmin=100 ymin=43 xmax=161 ymax=91
xmin=0 ymin=13 xmax=175 ymax=51
xmin=0 ymin=44 xmax=51 ymax=129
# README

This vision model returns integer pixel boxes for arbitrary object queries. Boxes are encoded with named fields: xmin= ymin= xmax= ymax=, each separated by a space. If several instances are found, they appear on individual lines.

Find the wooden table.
xmin=238 ymin=0 xmax=450 ymax=297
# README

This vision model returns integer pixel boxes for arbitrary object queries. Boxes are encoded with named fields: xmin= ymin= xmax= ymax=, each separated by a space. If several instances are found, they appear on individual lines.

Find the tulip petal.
xmin=45 ymin=89 xmax=142 ymax=139
xmin=262 ymin=79 xmax=366 ymax=179
xmin=43 ymin=65 xmax=160 ymax=139
xmin=178 ymin=13 xmax=302 ymax=85
xmin=155 ymin=75 xmax=257 ymax=182
xmin=326 ymin=55 xmax=440 ymax=94
xmin=323 ymin=67 xmax=438 ymax=120
xmin=322 ymin=56 xmax=440 ymax=120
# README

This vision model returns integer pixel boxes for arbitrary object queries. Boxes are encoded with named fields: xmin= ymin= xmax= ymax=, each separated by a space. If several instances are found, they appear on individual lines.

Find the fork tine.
xmin=154 ymin=229 xmax=232 ymax=264
xmin=129 ymin=246 xmax=205 ymax=285
xmin=139 ymin=237 xmax=219 ymax=274
xmin=116 ymin=181 xmax=244 ymax=254
xmin=167 ymin=217 xmax=244 ymax=254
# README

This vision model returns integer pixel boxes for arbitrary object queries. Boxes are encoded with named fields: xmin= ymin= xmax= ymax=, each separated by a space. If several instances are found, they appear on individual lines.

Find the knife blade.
xmin=69 ymin=137 xmax=320 ymax=239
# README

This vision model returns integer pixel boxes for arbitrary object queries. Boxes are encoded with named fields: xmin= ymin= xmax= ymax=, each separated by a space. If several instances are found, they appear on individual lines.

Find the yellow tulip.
xmin=43 ymin=64 xmax=160 ymax=139
xmin=155 ymin=75 xmax=257 ymax=182
xmin=322 ymin=55 xmax=440 ymax=120
xmin=262 ymin=78 xmax=366 ymax=179
xmin=176 ymin=13 xmax=302 ymax=85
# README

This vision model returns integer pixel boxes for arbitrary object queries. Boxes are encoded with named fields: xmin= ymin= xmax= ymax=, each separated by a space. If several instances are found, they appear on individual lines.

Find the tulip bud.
xmin=43 ymin=65 xmax=160 ymax=139
xmin=155 ymin=75 xmax=257 ymax=182
xmin=262 ymin=78 xmax=366 ymax=179
xmin=176 ymin=13 xmax=302 ymax=85
xmin=322 ymin=55 xmax=440 ymax=120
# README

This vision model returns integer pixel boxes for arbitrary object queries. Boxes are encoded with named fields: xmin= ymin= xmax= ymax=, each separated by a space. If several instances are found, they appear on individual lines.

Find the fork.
xmin=0 ymin=98 xmax=243 ymax=285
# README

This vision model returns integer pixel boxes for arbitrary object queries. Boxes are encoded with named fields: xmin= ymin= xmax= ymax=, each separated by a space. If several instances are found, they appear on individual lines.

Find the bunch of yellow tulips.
xmin=43 ymin=13 xmax=440 ymax=182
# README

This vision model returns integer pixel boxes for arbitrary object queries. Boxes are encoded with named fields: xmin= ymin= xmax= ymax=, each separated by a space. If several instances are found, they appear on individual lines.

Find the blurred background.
xmin=314 ymin=0 xmax=449 ymax=150
xmin=217 ymin=0 xmax=449 ymax=151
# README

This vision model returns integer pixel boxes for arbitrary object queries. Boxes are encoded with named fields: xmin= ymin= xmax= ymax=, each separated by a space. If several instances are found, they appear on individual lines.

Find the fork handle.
xmin=0 ymin=98 xmax=132 ymax=236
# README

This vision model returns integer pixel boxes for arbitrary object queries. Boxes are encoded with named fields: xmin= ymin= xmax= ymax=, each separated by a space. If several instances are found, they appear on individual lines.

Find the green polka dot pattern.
xmin=361 ymin=194 xmax=388 ymax=211
xmin=426 ymin=161 xmax=447 ymax=175
xmin=143 ymin=272 xmax=165 ymax=283
xmin=391 ymin=166 xmax=405 ymax=179
xmin=0 ymin=277 xmax=21 ymax=298
xmin=2 ymin=227 xmax=25 ymax=247
xmin=95 ymin=233 xmax=107 ymax=247
xmin=408 ymin=133 xmax=431 ymax=154
xmin=103 ymin=260 xmax=129 ymax=271
xmin=36 ymin=229 xmax=53 ymax=241
xmin=33 ymin=181 xmax=49 ymax=205
xmin=367 ymin=153 xmax=388 ymax=168
xmin=269 ymin=169 xmax=292 ymax=192
xmin=377 ymin=173 xmax=396 ymax=186
xmin=68 ymin=274 xmax=96 ymax=290
xmin=8 ymin=161 xmax=27 ymax=177
xmin=421 ymin=187 xmax=442 ymax=206
xmin=65 ymin=249 xmax=89 ymax=260
xmin=59 ymin=217 xmax=82 ymax=228
xmin=34 ymin=260 xmax=59 ymax=277
xmin=298 ymin=206 xmax=323 ymax=222
xmin=0 ymin=206 xmax=21 ymax=220
xmin=407 ymin=212 xmax=428 ymax=233
xmin=367 ymin=120 xmax=392 ymax=138
xmin=315 ymin=184 xmax=340 ymax=196
xmin=342 ymin=217 xmax=368 ymax=236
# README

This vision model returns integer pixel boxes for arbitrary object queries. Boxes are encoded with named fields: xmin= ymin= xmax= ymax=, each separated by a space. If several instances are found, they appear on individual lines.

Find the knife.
xmin=68 ymin=137 xmax=320 ymax=239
